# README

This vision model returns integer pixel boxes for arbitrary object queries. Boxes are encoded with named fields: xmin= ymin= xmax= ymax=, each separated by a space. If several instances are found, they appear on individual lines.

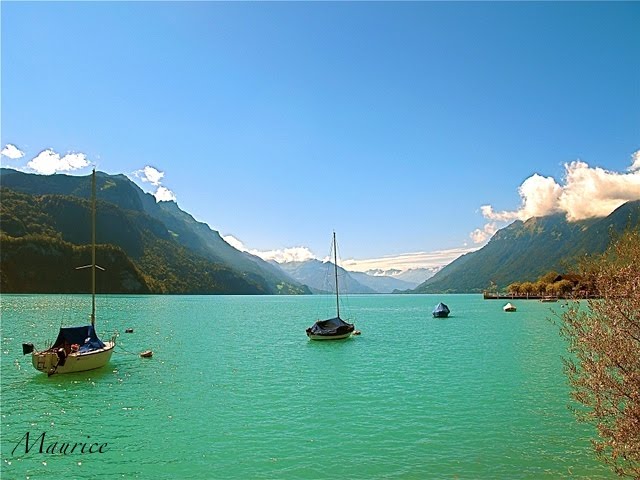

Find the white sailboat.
xmin=306 ymin=232 xmax=355 ymax=340
xmin=22 ymin=169 xmax=116 ymax=375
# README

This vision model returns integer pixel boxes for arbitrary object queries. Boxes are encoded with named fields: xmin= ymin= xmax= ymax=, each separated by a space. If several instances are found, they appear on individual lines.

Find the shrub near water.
xmin=560 ymin=229 xmax=640 ymax=478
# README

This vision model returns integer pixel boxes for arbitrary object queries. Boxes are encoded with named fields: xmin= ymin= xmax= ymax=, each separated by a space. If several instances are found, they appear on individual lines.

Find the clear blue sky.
xmin=2 ymin=2 xmax=639 ymax=270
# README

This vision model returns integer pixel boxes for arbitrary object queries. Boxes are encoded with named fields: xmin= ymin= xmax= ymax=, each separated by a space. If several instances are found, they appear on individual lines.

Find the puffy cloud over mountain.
xmin=471 ymin=152 xmax=640 ymax=244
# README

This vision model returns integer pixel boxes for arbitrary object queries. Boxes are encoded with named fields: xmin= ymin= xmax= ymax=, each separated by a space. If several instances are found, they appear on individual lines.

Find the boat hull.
xmin=32 ymin=341 xmax=115 ymax=374
xmin=306 ymin=332 xmax=353 ymax=341
xmin=432 ymin=302 xmax=450 ymax=318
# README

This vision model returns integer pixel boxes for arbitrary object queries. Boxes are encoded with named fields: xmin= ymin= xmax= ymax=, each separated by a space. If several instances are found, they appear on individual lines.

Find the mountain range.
xmin=362 ymin=267 xmax=439 ymax=284
xmin=1 ymin=168 xmax=638 ymax=295
xmin=0 ymin=168 xmax=309 ymax=294
xmin=409 ymin=200 xmax=640 ymax=293
xmin=274 ymin=259 xmax=420 ymax=294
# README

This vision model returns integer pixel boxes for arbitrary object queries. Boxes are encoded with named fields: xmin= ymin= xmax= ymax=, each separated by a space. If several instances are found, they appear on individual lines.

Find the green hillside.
xmin=411 ymin=201 xmax=640 ymax=293
xmin=0 ymin=189 xmax=268 ymax=294
xmin=0 ymin=169 xmax=309 ymax=294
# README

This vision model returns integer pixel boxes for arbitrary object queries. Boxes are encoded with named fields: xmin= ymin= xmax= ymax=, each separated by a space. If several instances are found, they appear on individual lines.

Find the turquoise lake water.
xmin=1 ymin=294 xmax=614 ymax=479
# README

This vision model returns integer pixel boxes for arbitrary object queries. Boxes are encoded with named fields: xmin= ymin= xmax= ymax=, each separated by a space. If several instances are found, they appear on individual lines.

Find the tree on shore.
xmin=555 ymin=279 xmax=574 ymax=297
xmin=560 ymin=229 xmax=640 ymax=477
xmin=506 ymin=274 xmax=581 ymax=298
xmin=507 ymin=282 xmax=521 ymax=296
xmin=520 ymin=281 xmax=535 ymax=297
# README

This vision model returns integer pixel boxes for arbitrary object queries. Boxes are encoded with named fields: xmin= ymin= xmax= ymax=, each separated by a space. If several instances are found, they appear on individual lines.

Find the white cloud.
xmin=470 ymin=222 xmax=498 ymax=244
xmin=519 ymin=174 xmax=564 ymax=218
xmin=26 ymin=149 xmax=90 ymax=175
xmin=134 ymin=165 xmax=165 ymax=186
xmin=132 ymin=165 xmax=177 ymax=202
xmin=260 ymin=247 xmax=317 ymax=263
xmin=154 ymin=185 xmax=177 ymax=202
xmin=472 ymin=153 xmax=640 ymax=244
xmin=223 ymin=235 xmax=248 ymax=252
xmin=481 ymin=174 xmax=563 ymax=222
xmin=559 ymin=160 xmax=640 ymax=221
xmin=222 ymin=235 xmax=317 ymax=263
xmin=629 ymin=150 xmax=640 ymax=172
xmin=223 ymin=236 xmax=474 ymax=272
xmin=1 ymin=144 xmax=24 ymax=159
xmin=341 ymin=247 xmax=477 ymax=272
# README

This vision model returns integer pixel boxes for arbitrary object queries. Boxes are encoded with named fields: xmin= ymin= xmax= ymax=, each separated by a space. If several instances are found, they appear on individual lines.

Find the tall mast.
xmin=91 ymin=168 xmax=96 ymax=326
xmin=333 ymin=231 xmax=339 ymax=319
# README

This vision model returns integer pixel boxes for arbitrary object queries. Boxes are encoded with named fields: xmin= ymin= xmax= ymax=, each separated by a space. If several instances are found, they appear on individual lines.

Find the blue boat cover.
xmin=52 ymin=325 xmax=106 ymax=352
xmin=432 ymin=302 xmax=450 ymax=317
xmin=306 ymin=317 xmax=354 ymax=336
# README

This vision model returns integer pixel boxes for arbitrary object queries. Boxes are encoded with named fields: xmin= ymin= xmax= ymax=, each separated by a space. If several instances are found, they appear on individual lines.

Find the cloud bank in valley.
xmin=132 ymin=165 xmax=177 ymax=202
xmin=341 ymin=247 xmax=477 ymax=272
xmin=223 ymin=234 xmax=474 ymax=272
xmin=223 ymin=235 xmax=316 ymax=263
xmin=471 ymin=152 xmax=640 ymax=244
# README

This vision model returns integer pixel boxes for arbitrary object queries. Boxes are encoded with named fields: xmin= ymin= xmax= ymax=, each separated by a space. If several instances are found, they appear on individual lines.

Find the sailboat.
xmin=306 ymin=232 xmax=356 ymax=340
xmin=22 ymin=169 xmax=116 ymax=376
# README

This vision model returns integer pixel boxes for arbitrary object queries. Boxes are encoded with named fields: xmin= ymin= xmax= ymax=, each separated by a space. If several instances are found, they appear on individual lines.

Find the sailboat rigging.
xmin=305 ymin=232 xmax=355 ymax=340
xmin=22 ymin=168 xmax=116 ymax=375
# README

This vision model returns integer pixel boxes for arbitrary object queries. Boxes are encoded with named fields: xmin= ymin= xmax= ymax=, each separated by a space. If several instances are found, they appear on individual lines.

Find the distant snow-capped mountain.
xmin=364 ymin=267 xmax=440 ymax=285
xmin=348 ymin=271 xmax=419 ymax=293
xmin=275 ymin=259 xmax=377 ymax=294
xmin=274 ymin=260 xmax=441 ymax=294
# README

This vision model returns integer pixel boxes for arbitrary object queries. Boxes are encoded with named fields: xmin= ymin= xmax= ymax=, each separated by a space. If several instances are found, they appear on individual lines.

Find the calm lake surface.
xmin=1 ymin=294 xmax=614 ymax=479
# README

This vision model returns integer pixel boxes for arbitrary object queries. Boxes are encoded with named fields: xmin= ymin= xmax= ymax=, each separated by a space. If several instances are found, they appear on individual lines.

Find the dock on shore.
xmin=483 ymin=292 xmax=556 ymax=300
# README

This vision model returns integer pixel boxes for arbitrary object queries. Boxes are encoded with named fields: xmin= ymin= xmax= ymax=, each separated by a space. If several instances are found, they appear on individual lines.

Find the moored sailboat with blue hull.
xmin=22 ymin=169 xmax=116 ymax=375
xmin=25 ymin=325 xmax=116 ymax=375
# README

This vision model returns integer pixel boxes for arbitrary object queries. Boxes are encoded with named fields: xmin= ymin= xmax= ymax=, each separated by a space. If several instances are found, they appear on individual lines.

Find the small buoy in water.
xmin=353 ymin=330 xmax=361 ymax=336
xmin=125 ymin=328 xmax=134 ymax=333
xmin=140 ymin=350 xmax=153 ymax=358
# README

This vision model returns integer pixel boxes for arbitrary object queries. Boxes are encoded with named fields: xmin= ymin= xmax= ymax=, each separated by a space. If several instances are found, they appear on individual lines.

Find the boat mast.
xmin=333 ymin=231 xmax=339 ymax=319
xmin=91 ymin=168 xmax=96 ymax=327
